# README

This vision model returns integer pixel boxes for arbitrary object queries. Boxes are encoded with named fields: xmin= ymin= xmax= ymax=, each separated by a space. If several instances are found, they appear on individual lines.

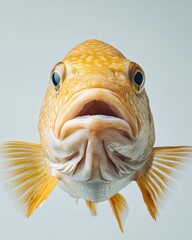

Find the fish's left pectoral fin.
xmin=85 ymin=200 xmax=97 ymax=216
xmin=108 ymin=193 xmax=128 ymax=233
xmin=137 ymin=146 xmax=192 ymax=220
xmin=0 ymin=141 xmax=59 ymax=217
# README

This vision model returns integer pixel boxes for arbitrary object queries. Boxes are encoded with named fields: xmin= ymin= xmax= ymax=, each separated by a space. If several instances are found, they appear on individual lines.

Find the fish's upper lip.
xmin=55 ymin=88 xmax=138 ymax=139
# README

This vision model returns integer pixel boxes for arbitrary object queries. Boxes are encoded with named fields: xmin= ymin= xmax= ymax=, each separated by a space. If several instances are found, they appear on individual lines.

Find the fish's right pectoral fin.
xmin=0 ymin=141 xmax=59 ymax=217
xmin=137 ymin=146 xmax=192 ymax=220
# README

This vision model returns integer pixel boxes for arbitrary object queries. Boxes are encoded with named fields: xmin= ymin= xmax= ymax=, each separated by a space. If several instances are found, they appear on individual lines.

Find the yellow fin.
xmin=108 ymin=193 xmax=128 ymax=233
xmin=0 ymin=141 xmax=59 ymax=217
xmin=137 ymin=146 xmax=192 ymax=220
xmin=85 ymin=200 xmax=97 ymax=216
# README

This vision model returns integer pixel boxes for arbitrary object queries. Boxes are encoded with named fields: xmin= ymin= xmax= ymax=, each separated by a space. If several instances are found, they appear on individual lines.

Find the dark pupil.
xmin=52 ymin=72 xmax=61 ymax=86
xmin=134 ymin=72 xmax=143 ymax=86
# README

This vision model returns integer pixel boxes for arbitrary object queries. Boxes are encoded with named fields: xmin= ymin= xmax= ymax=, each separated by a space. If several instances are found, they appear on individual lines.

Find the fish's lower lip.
xmin=59 ymin=115 xmax=134 ymax=140
xmin=55 ymin=88 xmax=138 ymax=140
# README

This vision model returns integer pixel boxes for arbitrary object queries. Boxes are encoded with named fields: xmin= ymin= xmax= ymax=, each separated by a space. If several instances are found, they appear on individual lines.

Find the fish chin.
xmin=58 ymin=175 xmax=133 ymax=202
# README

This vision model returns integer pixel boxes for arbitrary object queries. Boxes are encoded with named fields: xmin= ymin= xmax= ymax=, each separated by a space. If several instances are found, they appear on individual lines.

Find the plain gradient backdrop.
xmin=0 ymin=0 xmax=192 ymax=239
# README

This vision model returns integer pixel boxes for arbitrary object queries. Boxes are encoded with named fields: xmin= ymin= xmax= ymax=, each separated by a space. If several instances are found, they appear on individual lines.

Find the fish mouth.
xmin=55 ymin=88 xmax=139 ymax=140
xmin=52 ymin=88 xmax=140 ymax=182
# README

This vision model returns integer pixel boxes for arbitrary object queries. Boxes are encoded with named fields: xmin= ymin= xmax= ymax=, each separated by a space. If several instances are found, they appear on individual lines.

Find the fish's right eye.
xmin=129 ymin=62 xmax=145 ymax=94
xmin=50 ymin=62 xmax=66 ymax=93
xmin=52 ymin=72 xmax=61 ymax=86
xmin=51 ymin=72 xmax=61 ymax=91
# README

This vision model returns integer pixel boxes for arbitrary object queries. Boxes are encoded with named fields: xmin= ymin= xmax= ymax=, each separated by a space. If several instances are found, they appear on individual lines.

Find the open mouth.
xmin=55 ymin=88 xmax=138 ymax=140
xmin=76 ymin=100 xmax=122 ymax=118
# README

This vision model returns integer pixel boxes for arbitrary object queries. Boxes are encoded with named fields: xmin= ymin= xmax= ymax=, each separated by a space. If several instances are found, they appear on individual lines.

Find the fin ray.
xmin=0 ymin=141 xmax=59 ymax=217
xmin=108 ymin=193 xmax=128 ymax=233
xmin=137 ymin=146 xmax=192 ymax=220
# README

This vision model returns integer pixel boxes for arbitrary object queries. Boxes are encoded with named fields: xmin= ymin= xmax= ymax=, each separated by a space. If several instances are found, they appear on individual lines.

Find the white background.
xmin=0 ymin=0 xmax=192 ymax=239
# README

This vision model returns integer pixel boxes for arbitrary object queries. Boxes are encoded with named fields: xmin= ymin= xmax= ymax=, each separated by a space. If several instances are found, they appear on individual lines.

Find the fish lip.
xmin=55 ymin=88 xmax=138 ymax=140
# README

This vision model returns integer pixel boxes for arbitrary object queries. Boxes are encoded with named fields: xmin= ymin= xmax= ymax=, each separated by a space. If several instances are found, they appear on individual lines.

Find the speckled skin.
xmin=38 ymin=40 xmax=155 ymax=201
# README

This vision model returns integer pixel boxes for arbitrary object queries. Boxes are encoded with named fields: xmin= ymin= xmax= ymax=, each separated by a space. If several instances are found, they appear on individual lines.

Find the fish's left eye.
xmin=129 ymin=62 xmax=145 ymax=94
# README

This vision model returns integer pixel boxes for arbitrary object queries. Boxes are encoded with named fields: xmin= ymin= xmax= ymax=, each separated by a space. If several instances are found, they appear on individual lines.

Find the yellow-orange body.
xmin=37 ymin=40 xmax=154 ymax=203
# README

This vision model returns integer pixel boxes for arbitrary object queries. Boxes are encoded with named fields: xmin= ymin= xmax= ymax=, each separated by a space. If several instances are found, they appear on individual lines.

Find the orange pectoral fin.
xmin=108 ymin=193 xmax=128 ymax=233
xmin=137 ymin=146 xmax=192 ymax=220
xmin=0 ymin=141 xmax=59 ymax=217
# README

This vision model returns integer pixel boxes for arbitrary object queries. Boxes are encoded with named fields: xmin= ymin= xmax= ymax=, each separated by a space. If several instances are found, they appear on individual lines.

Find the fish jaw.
xmin=43 ymin=88 xmax=151 ymax=201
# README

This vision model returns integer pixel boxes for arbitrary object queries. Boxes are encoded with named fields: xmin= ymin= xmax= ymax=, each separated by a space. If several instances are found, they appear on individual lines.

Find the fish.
xmin=0 ymin=39 xmax=191 ymax=233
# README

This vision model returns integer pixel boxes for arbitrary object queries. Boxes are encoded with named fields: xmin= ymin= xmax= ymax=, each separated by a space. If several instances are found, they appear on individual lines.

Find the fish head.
xmin=38 ymin=39 xmax=155 ymax=201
